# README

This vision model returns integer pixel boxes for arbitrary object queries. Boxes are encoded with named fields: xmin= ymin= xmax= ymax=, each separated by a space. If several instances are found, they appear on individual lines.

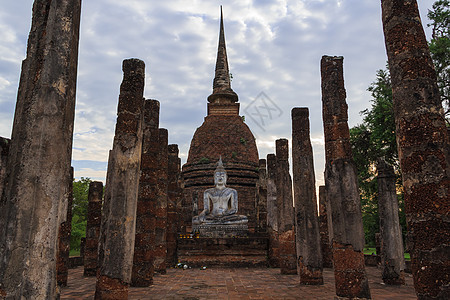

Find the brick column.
xmin=377 ymin=158 xmax=405 ymax=285
xmin=0 ymin=1 xmax=81 ymax=298
xmin=95 ymin=59 xmax=145 ymax=299
xmin=154 ymin=128 xmax=169 ymax=274
xmin=266 ymin=153 xmax=279 ymax=267
xmin=131 ymin=99 xmax=159 ymax=287
xmin=321 ymin=55 xmax=371 ymax=299
xmin=275 ymin=139 xmax=297 ymax=275
xmin=381 ymin=1 xmax=449 ymax=297
xmin=57 ymin=167 xmax=74 ymax=286
xmin=84 ymin=181 xmax=104 ymax=277
xmin=256 ymin=159 xmax=268 ymax=233
xmin=0 ymin=137 xmax=10 ymax=198
xmin=318 ymin=185 xmax=333 ymax=268
xmin=291 ymin=108 xmax=323 ymax=284
xmin=167 ymin=144 xmax=182 ymax=267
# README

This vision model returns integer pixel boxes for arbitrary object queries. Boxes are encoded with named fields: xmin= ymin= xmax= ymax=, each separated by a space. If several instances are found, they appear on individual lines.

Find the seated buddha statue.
xmin=192 ymin=158 xmax=248 ymax=225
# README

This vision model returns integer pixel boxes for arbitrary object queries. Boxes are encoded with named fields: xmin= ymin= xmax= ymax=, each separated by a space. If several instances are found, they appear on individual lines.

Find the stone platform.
xmin=192 ymin=224 xmax=248 ymax=238
xmin=177 ymin=237 xmax=268 ymax=267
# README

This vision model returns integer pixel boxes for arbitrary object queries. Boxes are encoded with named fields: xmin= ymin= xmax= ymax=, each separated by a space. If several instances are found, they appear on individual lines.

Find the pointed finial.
xmin=207 ymin=6 xmax=238 ymax=103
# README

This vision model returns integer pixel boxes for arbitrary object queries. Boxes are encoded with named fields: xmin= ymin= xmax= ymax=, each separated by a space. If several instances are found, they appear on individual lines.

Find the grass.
xmin=363 ymin=247 xmax=410 ymax=260
xmin=69 ymin=249 xmax=80 ymax=257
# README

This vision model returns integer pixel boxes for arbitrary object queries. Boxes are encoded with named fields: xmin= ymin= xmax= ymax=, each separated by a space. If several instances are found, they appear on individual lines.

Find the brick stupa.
xmin=181 ymin=8 xmax=259 ymax=233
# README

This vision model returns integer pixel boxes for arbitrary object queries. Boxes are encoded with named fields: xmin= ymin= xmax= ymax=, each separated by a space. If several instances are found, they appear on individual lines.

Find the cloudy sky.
xmin=0 ymin=0 xmax=435 ymax=186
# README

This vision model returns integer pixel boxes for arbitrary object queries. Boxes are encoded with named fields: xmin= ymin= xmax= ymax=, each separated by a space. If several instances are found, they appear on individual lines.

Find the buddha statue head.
xmin=214 ymin=157 xmax=227 ymax=188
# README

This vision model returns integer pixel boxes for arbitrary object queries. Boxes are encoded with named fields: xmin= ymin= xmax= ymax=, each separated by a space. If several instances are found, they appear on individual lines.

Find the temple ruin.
xmin=0 ymin=1 xmax=448 ymax=299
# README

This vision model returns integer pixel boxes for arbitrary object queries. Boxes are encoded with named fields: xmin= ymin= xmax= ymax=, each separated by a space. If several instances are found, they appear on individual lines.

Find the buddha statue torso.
xmin=192 ymin=158 xmax=247 ymax=225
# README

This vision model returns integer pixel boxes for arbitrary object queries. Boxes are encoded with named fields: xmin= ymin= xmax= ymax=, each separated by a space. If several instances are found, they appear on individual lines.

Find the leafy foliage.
xmin=350 ymin=68 xmax=405 ymax=246
xmin=70 ymin=177 xmax=91 ymax=250
xmin=427 ymin=0 xmax=450 ymax=122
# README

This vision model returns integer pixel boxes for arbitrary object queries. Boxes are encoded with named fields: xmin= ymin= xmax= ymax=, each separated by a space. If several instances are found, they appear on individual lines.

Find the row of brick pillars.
xmin=88 ymin=60 xmax=182 ymax=298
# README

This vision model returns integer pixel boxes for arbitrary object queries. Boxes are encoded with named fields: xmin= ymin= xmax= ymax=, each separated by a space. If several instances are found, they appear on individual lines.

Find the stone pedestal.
xmin=193 ymin=224 xmax=248 ymax=238
xmin=177 ymin=237 xmax=268 ymax=267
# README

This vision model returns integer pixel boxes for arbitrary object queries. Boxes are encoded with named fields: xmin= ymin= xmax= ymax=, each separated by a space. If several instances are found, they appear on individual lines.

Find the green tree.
xmin=350 ymin=68 xmax=406 ymax=246
xmin=70 ymin=177 xmax=91 ymax=250
xmin=427 ymin=0 xmax=450 ymax=122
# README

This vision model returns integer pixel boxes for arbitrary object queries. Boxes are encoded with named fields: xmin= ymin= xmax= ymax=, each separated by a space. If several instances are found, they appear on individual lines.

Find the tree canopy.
xmin=427 ymin=0 xmax=450 ymax=122
xmin=71 ymin=177 xmax=91 ymax=251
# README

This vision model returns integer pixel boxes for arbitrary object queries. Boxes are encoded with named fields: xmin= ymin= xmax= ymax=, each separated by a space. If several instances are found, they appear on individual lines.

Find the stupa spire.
xmin=208 ymin=6 xmax=238 ymax=103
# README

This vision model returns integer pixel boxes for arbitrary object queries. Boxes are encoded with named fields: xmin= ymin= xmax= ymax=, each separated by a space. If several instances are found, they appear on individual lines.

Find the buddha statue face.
xmin=214 ymin=171 xmax=227 ymax=187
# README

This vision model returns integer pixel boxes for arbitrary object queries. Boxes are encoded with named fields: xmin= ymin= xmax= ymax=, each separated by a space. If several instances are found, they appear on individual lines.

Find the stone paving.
xmin=61 ymin=266 xmax=417 ymax=299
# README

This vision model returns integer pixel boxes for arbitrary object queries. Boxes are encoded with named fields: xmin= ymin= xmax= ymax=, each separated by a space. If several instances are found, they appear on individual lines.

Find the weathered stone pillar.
xmin=0 ymin=137 xmax=10 ymax=199
xmin=95 ymin=59 xmax=145 ymax=299
xmin=167 ymin=144 xmax=181 ymax=267
xmin=154 ymin=128 xmax=169 ymax=274
xmin=377 ymin=158 xmax=405 ymax=285
xmin=291 ymin=108 xmax=323 ymax=284
xmin=266 ymin=153 xmax=279 ymax=267
xmin=256 ymin=159 xmax=268 ymax=233
xmin=381 ymin=1 xmax=449 ymax=297
xmin=275 ymin=139 xmax=297 ymax=275
xmin=0 ymin=0 xmax=81 ymax=298
xmin=321 ymin=55 xmax=371 ymax=299
xmin=84 ymin=181 xmax=104 ymax=277
xmin=57 ymin=167 xmax=74 ymax=287
xmin=131 ymin=99 xmax=159 ymax=287
xmin=318 ymin=185 xmax=333 ymax=268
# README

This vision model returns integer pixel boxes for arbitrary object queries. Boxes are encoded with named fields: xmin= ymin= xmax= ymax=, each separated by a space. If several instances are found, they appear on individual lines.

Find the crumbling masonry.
xmin=0 ymin=0 xmax=81 ymax=298
xmin=95 ymin=59 xmax=145 ymax=299
xmin=291 ymin=108 xmax=323 ymax=284
xmin=131 ymin=99 xmax=160 ymax=287
xmin=275 ymin=139 xmax=297 ymax=275
xmin=377 ymin=158 xmax=405 ymax=285
xmin=318 ymin=185 xmax=333 ymax=268
xmin=321 ymin=55 xmax=371 ymax=299
xmin=381 ymin=0 xmax=450 ymax=297
xmin=84 ymin=181 xmax=104 ymax=277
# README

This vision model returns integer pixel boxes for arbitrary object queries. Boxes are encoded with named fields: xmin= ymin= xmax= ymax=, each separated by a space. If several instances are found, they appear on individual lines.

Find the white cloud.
xmin=0 ymin=0 xmax=437 ymax=185
xmin=74 ymin=168 xmax=107 ymax=183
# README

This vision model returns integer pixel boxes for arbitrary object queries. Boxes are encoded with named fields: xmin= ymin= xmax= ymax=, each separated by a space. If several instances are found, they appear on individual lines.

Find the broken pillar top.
xmin=275 ymin=139 xmax=289 ymax=161
xmin=143 ymin=99 xmax=160 ymax=130
xmin=168 ymin=144 xmax=179 ymax=154
xmin=376 ymin=157 xmax=395 ymax=179
xmin=259 ymin=159 xmax=267 ymax=169
xmin=123 ymin=58 xmax=145 ymax=74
